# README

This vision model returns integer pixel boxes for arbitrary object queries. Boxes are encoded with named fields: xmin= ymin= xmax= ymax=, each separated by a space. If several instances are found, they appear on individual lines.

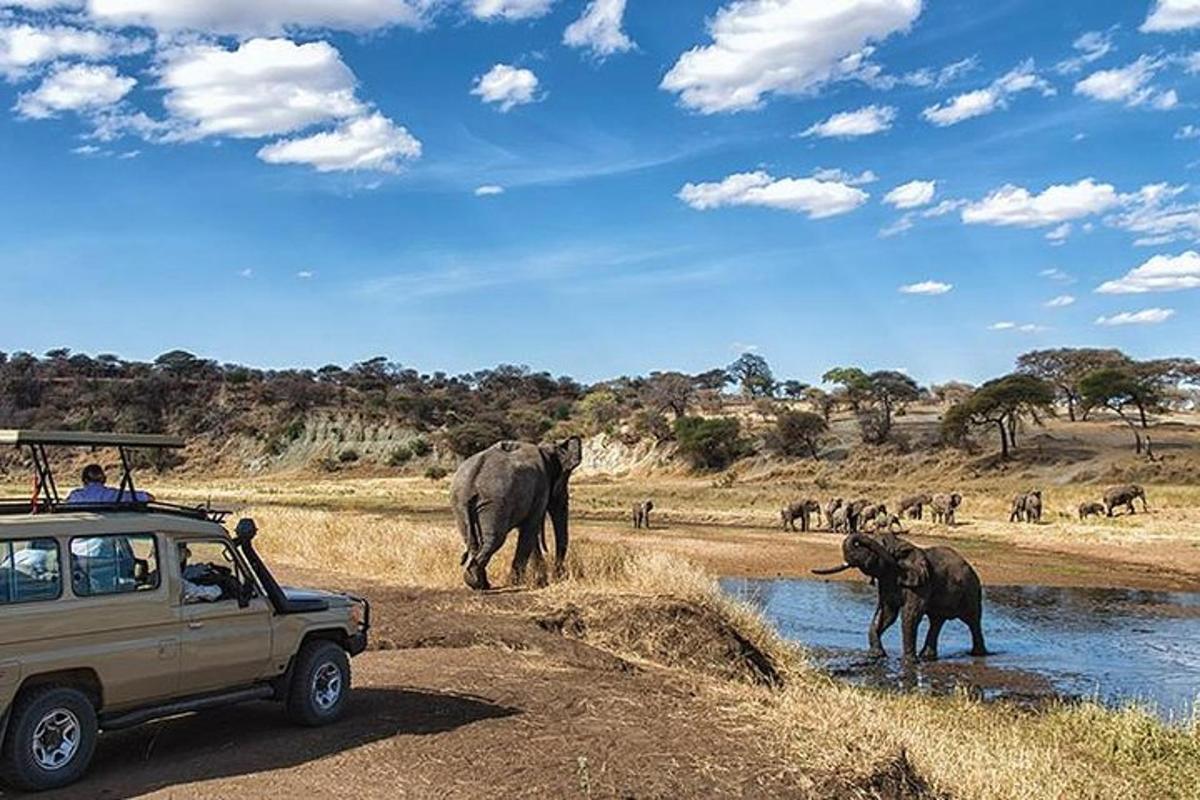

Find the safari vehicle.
xmin=0 ymin=431 xmax=370 ymax=792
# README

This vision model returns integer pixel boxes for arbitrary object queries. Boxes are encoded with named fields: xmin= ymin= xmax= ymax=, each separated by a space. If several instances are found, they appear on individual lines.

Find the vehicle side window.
xmin=179 ymin=541 xmax=253 ymax=605
xmin=70 ymin=534 xmax=159 ymax=597
xmin=0 ymin=539 xmax=62 ymax=604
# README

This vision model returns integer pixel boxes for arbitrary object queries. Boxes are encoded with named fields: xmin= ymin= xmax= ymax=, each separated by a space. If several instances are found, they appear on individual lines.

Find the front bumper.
xmin=347 ymin=594 xmax=371 ymax=656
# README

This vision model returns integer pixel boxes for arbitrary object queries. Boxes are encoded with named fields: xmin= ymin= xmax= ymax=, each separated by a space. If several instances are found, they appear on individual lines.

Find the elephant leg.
xmin=967 ymin=613 xmax=988 ymax=656
xmin=900 ymin=605 xmax=923 ymax=661
xmin=510 ymin=523 xmax=537 ymax=587
xmin=919 ymin=617 xmax=945 ymax=661
xmin=466 ymin=533 xmax=505 ymax=591
xmin=868 ymin=602 xmax=898 ymax=657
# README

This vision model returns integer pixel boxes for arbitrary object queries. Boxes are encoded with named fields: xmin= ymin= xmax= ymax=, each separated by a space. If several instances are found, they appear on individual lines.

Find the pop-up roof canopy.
xmin=0 ymin=430 xmax=184 ymax=449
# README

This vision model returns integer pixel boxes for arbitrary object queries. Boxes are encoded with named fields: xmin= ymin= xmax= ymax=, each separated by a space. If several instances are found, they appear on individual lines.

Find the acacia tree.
xmin=1079 ymin=368 xmax=1162 ymax=453
xmin=1015 ymin=348 xmax=1130 ymax=421
xmin=823 ymin=367 xmax=919 ymax=444
xmin=641 ymin=371 xmax=695 ymax=418
xmin=1130 ymin=358 xmax=1200 ymax=428
xmin=727 ymin=353 xmax=775 ymax=397
xmin=765 ymin=409 xmax=827 ymax=460
xmin=943 ymin=374 xmax=1056 ymax=459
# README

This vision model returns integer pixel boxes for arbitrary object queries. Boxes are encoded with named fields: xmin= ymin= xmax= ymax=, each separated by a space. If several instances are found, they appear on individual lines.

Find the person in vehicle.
xmin=179 ymin=544 xmax=224 ymax=604
xmin=66 ymin=464 xmax=154 ymax=504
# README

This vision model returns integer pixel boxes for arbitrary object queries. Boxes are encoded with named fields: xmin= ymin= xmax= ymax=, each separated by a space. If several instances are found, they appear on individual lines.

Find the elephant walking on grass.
xmin=930 ymin=493 xmax=962 ymax=525
xmin=813 ymin=533 xmax=987 ymax=661
xmin=1009 ymin=490 xmax=1043 ymax=524
xmin=451 ymin=437 xmax=583 ymax=591
xmin=632 ymin=500 xmax=654 ymax=529
xmin=1078 ymin=501 xmax=1106 ymax=520
xmin=897 ymin=493 xmax=933 ymax=520
xmin=1104 ymin=484 xmax=1149 ymax=517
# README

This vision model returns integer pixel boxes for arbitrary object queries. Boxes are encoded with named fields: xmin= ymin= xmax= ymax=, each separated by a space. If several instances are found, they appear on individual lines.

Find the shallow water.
xmin=721 ymin=577 xmax=1200 ymax=722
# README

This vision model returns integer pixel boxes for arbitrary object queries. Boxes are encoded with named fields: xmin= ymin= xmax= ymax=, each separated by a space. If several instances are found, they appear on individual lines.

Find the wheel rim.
xmin=312 ymin=662 xmax=343 ymax=711
xmin=31 ymin=709 xmax=81 ymax=771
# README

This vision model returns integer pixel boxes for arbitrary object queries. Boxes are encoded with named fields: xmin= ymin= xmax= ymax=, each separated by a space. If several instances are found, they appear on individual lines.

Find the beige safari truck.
xmin=0 ymin=431 xmax=370 ymax=792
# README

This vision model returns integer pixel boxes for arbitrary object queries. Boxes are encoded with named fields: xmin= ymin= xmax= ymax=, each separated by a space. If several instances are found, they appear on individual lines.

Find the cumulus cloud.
xmin=898 ymin=280 xmax=952 ymax=295
xmin=660 ymin=0 xmax=922 ymax=114
xmin=922 ymin=60 xmax=1053 ymax=126
xmin=469 ymin=0 xmax=554 ymax=20
xmin=1096 ymin=251 xmax=1200 ymax=293
xmin=1105 ymin=183 xmax=1200 ymax=245
xmin=677 ymin=170 xmax=869 ymax=219
xmin=563 ymin=0 xmax=633 ymax=57
xmin=0 ymin=23 xmax=143 ymax=79
xmin=1074 ymin=55 xmax=1177 ymax=109
xmin=883 ymin=179 xmax=935 ymax=209
xmin=962 ymin=178 xmax=1122 ymax=228
xmin=1142 ymin=0 xmax=1200 ymax=32
xmin=1055 ymin=29 xmax=1116 ymax=75
xmin=474 ymin=184 xmax=504 ymax=196
xmin=1045 ymin=294 xmax=1076 ymax=307
xmin=801 ymin=104 xmax=895 ymax=138
xmin=1095 ymin=308 xmax=1176 ymax=326
xmin=15 ymin=62 xmax=134 ymax=119
xmin=257 ymin=111 xmax=421 ymax=172
xmin=159 ymin=38 xmax=365 ymax=140
xmin=86 ymin=0 xmax=437 ymax=35
xmin=471 ymin=63 xmax=540 ymax=111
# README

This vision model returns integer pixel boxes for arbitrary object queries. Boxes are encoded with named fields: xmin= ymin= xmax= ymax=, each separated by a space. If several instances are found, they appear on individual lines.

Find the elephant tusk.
xmin=812 ymin=563 xmax=852 ymax=575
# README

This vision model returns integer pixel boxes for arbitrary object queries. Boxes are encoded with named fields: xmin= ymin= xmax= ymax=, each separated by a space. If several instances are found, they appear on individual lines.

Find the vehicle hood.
xmin=280 ymin=586 xmax=352 ymax=608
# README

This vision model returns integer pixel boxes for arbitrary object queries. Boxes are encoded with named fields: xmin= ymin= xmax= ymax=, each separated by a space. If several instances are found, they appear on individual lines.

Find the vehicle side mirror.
xmin=237 ymin=580 xmax=253 ymax=609
xmin=133 ymin=559 xmax=149 ymax=584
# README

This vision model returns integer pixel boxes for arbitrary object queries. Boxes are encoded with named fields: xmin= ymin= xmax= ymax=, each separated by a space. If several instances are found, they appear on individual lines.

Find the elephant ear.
xmin=557 ymin=436 xmax=583 ymax=472
xmin=893 ymin=542 xmax=930 ymax=589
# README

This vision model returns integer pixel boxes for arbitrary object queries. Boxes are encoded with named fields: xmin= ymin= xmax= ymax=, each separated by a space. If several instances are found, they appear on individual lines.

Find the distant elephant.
xmin=862 ymin=513 xmax=903 ymax=534
xmin=897 ymin=493 xmax=933 ymax=520
xmin=813 ymin=532 xmax=988 ymax=661
xmin=829 ymin=503 xmax=852 ymax=533
xmin=1078 ymin=501 xmax=1106 ymax=520
xmin=451 ymin=437 xmax=583 ymax=591
xmin=823 ymin=498 xmax=844 ymax=531
xmin=845 ymin=499 xmax=876 ymax=532
xmin=781 ymin=498 xmax=821 ymax=532
xmin=857 ymin=503 xmax=888 ymax=529
xmin=1104 ymin=484 xmax=1148 ymax=517
xmin=930 ymin=493 xmax=962 ymax=525
xmin=632 ymin=499 xmax=654 ymax=529
xmin=1009 ymin=490 xmax=1042 ymax=524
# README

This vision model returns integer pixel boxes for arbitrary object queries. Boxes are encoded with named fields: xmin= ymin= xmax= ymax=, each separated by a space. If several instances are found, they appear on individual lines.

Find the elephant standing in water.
xmin=451 ymin=437 xmax=583 ymax=591
xmin=813 ymin=533 xmax=987 ymax=661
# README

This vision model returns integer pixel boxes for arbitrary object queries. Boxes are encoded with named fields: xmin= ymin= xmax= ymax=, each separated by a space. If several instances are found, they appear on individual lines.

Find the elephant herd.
xmin=779 ymin=492 xmax=963 ymax=535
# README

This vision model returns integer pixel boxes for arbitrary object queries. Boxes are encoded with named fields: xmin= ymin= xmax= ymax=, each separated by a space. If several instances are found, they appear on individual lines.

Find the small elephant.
xmin=897 ymin=493 xmax=933 ymax=520
xmin=813 ymin=533 xmax=987 ymax=661
xmin=1078 ymin=501 xmax=1106 ymax=520
xmin=1104 ymin=484 xmax=1149 ymax=517
xmin=930 ymin=493 xmax=962 ymax=525
xmin=823 ymin=498 xmax=843 ymax=531
xmin=451 ymin=437 xmax=583 ymax=591
xmin=829 ymin=503 xmax=852 ymax=533
xmin=1009 ymin=490 xmax=1042 ymax=524
xmin=845 ymin=499 xmax=877 ymax=532
xmin=862 ymin=513 xmax=903 ymax=534
xmin=632 ymin=499 xmax=654 ymax=529
xmin=781 ymin=498 xmax=822 ymax=532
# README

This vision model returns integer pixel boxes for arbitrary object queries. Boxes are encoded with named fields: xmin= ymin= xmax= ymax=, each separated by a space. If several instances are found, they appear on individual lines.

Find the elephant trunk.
xmin=811 ymin=563 xmax=852 ymax=575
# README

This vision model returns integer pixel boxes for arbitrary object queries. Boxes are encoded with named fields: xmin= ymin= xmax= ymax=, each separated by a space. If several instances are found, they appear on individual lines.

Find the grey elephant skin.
xmin=632 ymin=499 xmax=654 ymax=529
xmin=813 ymin=533 xmax=987 ymax=661
xmin=451 ymin=437 xmax=583 ymax=591
xmin=1104 ymin=484 xmax=1148 ymax=517
xmin=1009 ymin=490 xmax=1042 ymax=524
xmin=780 ymin=498 xmax=821 ymax=532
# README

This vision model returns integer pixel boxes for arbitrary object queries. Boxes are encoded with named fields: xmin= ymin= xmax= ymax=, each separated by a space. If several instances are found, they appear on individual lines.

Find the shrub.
xmin=387 ymin=445 xmax=413 ymax=467
xmin=409 ymin=436 xmax=432 ymax=457
xmin=765 ymin=410 xmax=827 ymax=459
xmin=444 ymin=415 xmax=509 ymax=458
xmin=338 ymin=448 xmax=360 ymax=463
xmin=630 ymin=409 xmax=673 ymax=442
xmin=424 ymin=465 xmax=449 ymax=481
xmin=673 ymin=416 xmax=748 ymax=471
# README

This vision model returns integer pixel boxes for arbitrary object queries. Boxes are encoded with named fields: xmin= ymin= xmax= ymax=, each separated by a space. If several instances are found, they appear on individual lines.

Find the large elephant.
xmin=1009 ymin=490 xmax=1042 ymax=524
xmin=813 ymin=533 xmax=987 ymax=661
xmin=451 ymin=437 xmax=583 ymax=591
xmin=897 ymin=493 xmax=933 ymax=520
xmin=632 ymin=499 xmax=654 ymax=529
xmin=1104 ymin=484 xmax=1148 ymax=517
xmin=781 ymin=498 xmax=821 ymax=532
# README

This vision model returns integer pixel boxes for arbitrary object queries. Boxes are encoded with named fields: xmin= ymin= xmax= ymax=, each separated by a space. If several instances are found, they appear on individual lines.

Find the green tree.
xmin=944 ymin=374 xmax=1056 ymax=459
xmin=765 ymin=410 xmax=827 ymax=459
xmin=673 ymin=416 xmax=747 ymax=471
xmin=1079 ymin=368 xmax=1162 ymax=453
xmin=823 ymin=367 xmax=919 ymax=444
xmin=726 ymin=353 xmax=775 ymax=397
xmin=1016 ymin=348 xmax=1130 ymax=421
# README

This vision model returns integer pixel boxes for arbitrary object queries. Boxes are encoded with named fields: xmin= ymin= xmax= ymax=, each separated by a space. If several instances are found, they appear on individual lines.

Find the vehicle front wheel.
xmin=0 ymin=686 xmax=98 ymax=792
xmin=285 ymin=641 xmax=351 ymax=726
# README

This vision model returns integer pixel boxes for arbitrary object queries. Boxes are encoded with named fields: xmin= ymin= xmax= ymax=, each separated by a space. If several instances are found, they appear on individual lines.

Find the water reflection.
xmin=722 ymin=577 xmax=1200 ymax=722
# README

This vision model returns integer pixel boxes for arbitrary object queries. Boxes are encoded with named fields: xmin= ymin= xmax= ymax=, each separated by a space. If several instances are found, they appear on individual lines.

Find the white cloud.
xmin=801 ymin=104 xmax=895 ymax=139
xmin=159 ymin=38 xmax=365 ymax=140
xmin=678 ymin=170 xmax=869 ymax=218
xmin=811 ymin=167 xmax=876 ymax=185
xmin=86 ymin=0 xmax=436 ymax=35
xmin=1074 ymin=56 xmax=1176 ymax=109
xmin=297 ymin=270 xmax=315 ymax=278
xmin=1176 ymin=124 xmax=1200 ymax=139
xmin=921 ymin=198 xmax=966 ymax=218
xmin=257 ymin=111 xmax=421 ymax=172
xmin=1142 ymin=0 xmax=1200 ymax=32
xmin=563 ymin=0 xmax=633 ymax=57
xmin=1045 ymin=294 xmax=1076 ymax=307
xmin=962 ymin=178 xmax=1122 ymax=228
xmin=660 ymin=0 xmax=922 ymax=114
xmin=471 ymin=63 xmax=540 ymax=111
xmin=474 ymin=184 xmax=504 ymax=196
xmin=894 ymin=56 xmax=976 ymax=89
xmin=1045 ymin=222 xmax=1072 ymax=244
xmin=1040 ymin=267 xmax=1074 ymax=282
xmin=1055 ymin=29 xmax=1116 ymax=75
xmin=989 ymin=321 xmax=1045 ymax=332
xmin=469 ymin=0 xmax=554 ymax=20
xmin=1095 ymin=308 xmax=1176 ymax=326
xmin=883 ymin=179 xmax=935 ymax=209
xmin=899 ymin=280 xmax=952 ymax=295
xmin=1096 ymin=251 xmax=1200 ymax=294
xmin=879 ymin=214 xmax=914 ymax=237
xmin=0 ymin=23 xmax=142 ymax=79
xmin=238 ymin=268 xmax=254 ymax=278
xmin=15 ymin=62 xmax=134 ymax=119
xmin=1106 ymin=183 xmax=1200 ymax=245
xmin=922 ymin=60 xmax=1054 ymax=126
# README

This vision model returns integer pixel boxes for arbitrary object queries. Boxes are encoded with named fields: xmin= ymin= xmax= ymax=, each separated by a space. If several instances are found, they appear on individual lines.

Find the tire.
xmin=285 ymin=641 xmax=351 ymax=727
xmin=0 ymin=686 xmax=98 ymax=792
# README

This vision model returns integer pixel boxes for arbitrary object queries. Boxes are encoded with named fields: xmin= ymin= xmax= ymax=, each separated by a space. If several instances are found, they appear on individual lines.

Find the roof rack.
xmin=0 ymin=429 xmax=227 ymax=524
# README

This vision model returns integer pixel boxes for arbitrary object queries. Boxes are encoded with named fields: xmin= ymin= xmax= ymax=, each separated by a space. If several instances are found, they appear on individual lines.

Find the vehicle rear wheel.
xmin=0 ymin=686 xmax=98 ymax=792
xmin=285 ymin=641 xmax=350 ymax=726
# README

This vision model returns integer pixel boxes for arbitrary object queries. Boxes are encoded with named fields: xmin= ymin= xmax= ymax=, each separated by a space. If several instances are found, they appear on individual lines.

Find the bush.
xmin=409 ymin=436 xmax=432 ymax=457
xmin=443 ymin=415 xmax=509 ymax=458
xmin=673 ymin=416 xmax=748 ymax=471
xmin=630 ymin=408 xmax=673 ymax=442
xmin=387 ymin=445 xmax=413 ymax=467
xmin=424 ymin=465 xmax=449 ymax=481
xmin=765 ymin=410 xmax=826 ymax=459
xmin=338 ymin=448 xmax=360 ymax=463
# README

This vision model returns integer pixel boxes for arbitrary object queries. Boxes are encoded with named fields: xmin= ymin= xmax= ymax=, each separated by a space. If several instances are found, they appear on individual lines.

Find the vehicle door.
xmin=175 ymin=538 xmax=273 ymax=695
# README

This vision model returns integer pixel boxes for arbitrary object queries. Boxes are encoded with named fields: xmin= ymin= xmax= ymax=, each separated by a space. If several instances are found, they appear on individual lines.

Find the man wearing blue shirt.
xmin=66 ymin=464 xmax=154 ymax=505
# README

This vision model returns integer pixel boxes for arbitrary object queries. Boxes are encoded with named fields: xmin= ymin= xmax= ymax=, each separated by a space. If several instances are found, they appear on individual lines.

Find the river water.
xmin=722 ymin=577 xmax=1200 ymax=722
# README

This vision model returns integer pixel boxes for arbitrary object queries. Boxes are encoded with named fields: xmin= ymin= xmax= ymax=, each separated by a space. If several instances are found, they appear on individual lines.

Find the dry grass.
xmin=249 ymin=503 xmax=1200 ymax=800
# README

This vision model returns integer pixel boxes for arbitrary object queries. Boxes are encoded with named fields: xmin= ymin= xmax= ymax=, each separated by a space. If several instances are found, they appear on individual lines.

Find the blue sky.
xmin=1 ymin=0 xmax=1199 ymax=385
